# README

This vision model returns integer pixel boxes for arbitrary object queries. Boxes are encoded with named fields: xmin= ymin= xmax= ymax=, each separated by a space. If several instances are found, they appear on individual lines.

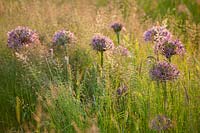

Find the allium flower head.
xmin=149 ymin=115 xmax=174 ymax=131
xmin=111 ymin=22 xmax=123 ymax=33
xmin=154 ymin=26 xmax=172 ymax=44
xmin=144 ymin=26 xmax=172 ymax=45
xmin=7 ymin=26 xmax=39 ymax=49
xmin=143 ymin=29 xmax=154 ymax=42
xmin=150 ymin=61 xmax=180 ymax=81
xmin=91 ymin=34 xmax=114 ymax=52
xmin=161 ymin=40 xmax=185 ymax=59
xmin=112 ymin=45 xmax=131 ymax=56
xmin=52 ymin=30 xmax=76 ymax=45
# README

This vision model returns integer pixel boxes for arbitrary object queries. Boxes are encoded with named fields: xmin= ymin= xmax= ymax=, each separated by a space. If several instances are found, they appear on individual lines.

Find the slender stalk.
xmin=64 ymin=45 xmax=69 ymax=82
xmin=100 ymin=51 xmax=104 ymax=69
xmin=13 ymin=51 xmax=17 ymax=97
xmin=182 ymin=82 xmax=189 ymax=104
xmin=155 ymin=51 xmax=159 ymax=62
xmin=168 ymin=57 xmax=171 ymax=63
xmin=15 ymin=96 xmax=21 ymax=125
xmin=116 ymin=32 xmax=120 ymax=45
xmin=156 ymin=81 xmax=160 ymax=113
xmin=163 ymin=81 xmax=167 ymax=112
xmin=64 ymin=44 xmax=68 ymax=61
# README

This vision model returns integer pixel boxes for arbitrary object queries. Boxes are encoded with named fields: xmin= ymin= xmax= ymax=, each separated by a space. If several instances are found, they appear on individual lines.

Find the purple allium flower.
xmin=149 ymin=61 xmax=180 ymax=81
xmin=160 ymin=40 xmax=185 ymax=59
xmin=91 ymin=34 xmax=114 ymax=52
xmin=116 ymin=84 xmax=128 ymax=96
xmin=52 ymin=30 xmax=76 ymax=45
xmin=7 ymin=26 xmax=39 ymax=49
xmin=143 ymin=28 xmax=155 ymax=42
xmin=149 ymin=115 xmax=174 ymax=131
xmin=111 ymin=22 xmax=123 ymax=33
xmin=154 ymin=26 xmax=172 ymax=45
xmin=144 ymin=26 xmax=172 ymax=45
xmin=112 ymin=45 xmax=131 ymax=56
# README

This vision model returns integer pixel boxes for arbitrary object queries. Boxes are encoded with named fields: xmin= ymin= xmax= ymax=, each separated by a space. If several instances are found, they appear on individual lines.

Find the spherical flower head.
xmin=161 ymin=39 xmax=185 ymax=59
xmin=111 ymin=22 xmax=123 ymax=33
xmin=113 ymin=45 xmax=131 ymax=56
xmin=149 ymin=61 xmax=180 ymax=81
xmin=52 ymin=30 xmax=76 ymax=46
xmin=143 ymin=28 xmax=155 ymax=42
xmin=7 ymin=26 xmax=39 ymax=49
xmin=144 ymin=26 xmax=172 ymax=44
xmin=149 ymin=115 xmax=174 ymax=131
xmin=91 ymin=34 xmax=114 ymax=52
xmin=154 ymin=26 xmax=172 ymax=44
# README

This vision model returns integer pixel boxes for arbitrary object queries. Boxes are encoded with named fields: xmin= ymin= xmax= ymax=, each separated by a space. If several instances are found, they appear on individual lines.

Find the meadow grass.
xmin=0 ymin=0 xmax=200 ymax=132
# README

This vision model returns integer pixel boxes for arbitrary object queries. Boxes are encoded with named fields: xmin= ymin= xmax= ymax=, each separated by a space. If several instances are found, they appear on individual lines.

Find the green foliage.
xmin=45 ymin=85 xmax=88 ymax=132
xmin=0 ymin=0 xmax=200 ymax=132
xmin=137 ymin=0 xmax=200 ymax=24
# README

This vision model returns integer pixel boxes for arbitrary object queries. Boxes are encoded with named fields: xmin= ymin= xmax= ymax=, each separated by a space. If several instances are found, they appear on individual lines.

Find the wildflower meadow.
xmin=0 ymin=0 xmax=200 ymax=132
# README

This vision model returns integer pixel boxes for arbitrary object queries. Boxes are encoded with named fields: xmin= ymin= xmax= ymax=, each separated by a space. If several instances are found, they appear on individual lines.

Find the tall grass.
xmin=0 ymin=0 xmax=200 ymax=132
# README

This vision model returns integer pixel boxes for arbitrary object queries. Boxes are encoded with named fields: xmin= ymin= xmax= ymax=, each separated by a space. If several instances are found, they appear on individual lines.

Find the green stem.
xmin=64 ymin=44 xmax=68 ymax=58
xmin=64 ymin=45 xmax=69 ymax=81
xmin=168 ymin=57 xmax=171 ymax=63
xmin=100 ymin=51 xmax=103 ymax=69
xmin=156 ymin=81 xmax=160 ymax=113
xmin=156 ymin=51 xmax=159 ymax=62
xmin=100 ymin=51 xmax=105 ymax=95
xmin=116 ymin=32 xmax=120 ymax=45
xmin=13 ymin=51 xmax=17 ymax=97
xmin=163 ymin=81 xmax=167 ymax=112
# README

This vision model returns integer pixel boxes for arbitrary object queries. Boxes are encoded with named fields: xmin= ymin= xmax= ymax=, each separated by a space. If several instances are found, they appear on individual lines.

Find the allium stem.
xmin=168 ymin=57 xmax=171 ymax=63
xmin=13 ymin=52 xmax=17 ymax=97
xmin=64 ymin=45 xmax=69 ymax=64
xmin=64 ymin=45 xmax=69 ymax=82
xmin=156 ymin=81 xmax=160 ymax=113
xmin=163 ymin=81 xmax=167 ymax=112
xmin=64 ymin=45 xmax=68 ymax=57
xmin=100 ymin=51 xmax=104 ymax=68
xmin=155 ymin=51 xmax=159 ymax=62
xmin=116 ymin=32 xmax=120 ymax=45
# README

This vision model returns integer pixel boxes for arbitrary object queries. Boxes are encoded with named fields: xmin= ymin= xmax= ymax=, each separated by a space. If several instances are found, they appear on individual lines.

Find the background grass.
xmin=0 ymin=0 xmax=200 ymax=132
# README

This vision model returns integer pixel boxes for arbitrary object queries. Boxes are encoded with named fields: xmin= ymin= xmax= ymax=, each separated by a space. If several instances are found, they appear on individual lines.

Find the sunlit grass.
xmin=0 ymin=0 xmax=200 ymax=132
